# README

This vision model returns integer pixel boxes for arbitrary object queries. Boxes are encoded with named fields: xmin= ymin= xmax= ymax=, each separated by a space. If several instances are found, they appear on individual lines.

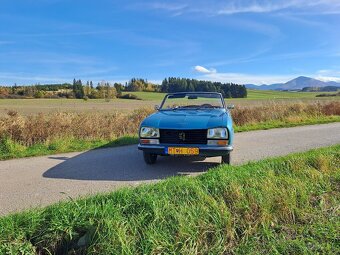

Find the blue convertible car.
xmin=138 ymin=92 xmax=234 ymax=164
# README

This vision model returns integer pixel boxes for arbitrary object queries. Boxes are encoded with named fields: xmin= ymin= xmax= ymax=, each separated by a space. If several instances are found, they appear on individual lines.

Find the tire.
xmin=143 ymin=152 xmax=157 ymax=164
xmin=221 ymin=153 xmax=231 ymax=164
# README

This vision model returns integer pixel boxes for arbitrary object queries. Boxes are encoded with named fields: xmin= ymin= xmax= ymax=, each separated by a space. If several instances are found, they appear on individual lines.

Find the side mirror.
xmin=226 ymin=104 xmax=234 ymax=110
xmin=154 ymin=105 xmax=160 ymax=111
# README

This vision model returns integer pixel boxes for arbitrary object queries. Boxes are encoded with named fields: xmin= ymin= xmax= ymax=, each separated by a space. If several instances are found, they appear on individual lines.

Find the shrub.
xmin=119 ymin=93 xmax=142 ymax=100
xmin=34 ymin=91 xmax=44 ymax=98
xmin=320 ymin=101 xmax=340 ymax=115
xmin=0 ymin=136 xmax=26 ymax=155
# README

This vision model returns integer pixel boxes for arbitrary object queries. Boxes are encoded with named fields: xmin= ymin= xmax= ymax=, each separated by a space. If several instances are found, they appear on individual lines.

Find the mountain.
xmin=246 ymin=76 xmax=340 ymax=91
xmin=282 ymin=76 xmax=326 ymax=90
xmin=245 ymin=83 xmax=283 ymax=90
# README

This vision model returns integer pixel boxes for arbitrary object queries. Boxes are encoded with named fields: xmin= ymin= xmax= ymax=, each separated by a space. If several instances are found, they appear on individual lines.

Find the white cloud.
xmin=195 ymin=67 xmax=340 ymax=84
xmin=216 ymin=0 xmax=340 ymax=15
xmin=0 ymin=72 xmax=69 ymax=84
xmin=146 ymin=2 xmax=187 ymax=12
xmin=218 ymin=2 xmax=295 ymax=15
xmin=194 ymin=65 xmax=293 ymax=84
xmin=0 ymin=71 xmax=133 ymax=85
xmin=129 ymin=2 xmax=187 ymax=16
xmin=317 ymin=76 xmax=340 ymax=82
xmin=315 ymin=69 xmax=340 ymax=82
xmin=140 ymin=0 xmax=340 ymax=16
xmin=199 ymin=72 xmax=294 ymax=85
xmin=194 ymin=65 xmax=216 ymax=74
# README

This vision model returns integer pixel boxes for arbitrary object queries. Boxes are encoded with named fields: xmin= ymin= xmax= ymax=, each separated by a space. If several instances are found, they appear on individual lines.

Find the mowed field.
xmin=127 ymin=90 xmax=336 ymax=100
xmin=0 ymin=90 xmax=338 ymax=116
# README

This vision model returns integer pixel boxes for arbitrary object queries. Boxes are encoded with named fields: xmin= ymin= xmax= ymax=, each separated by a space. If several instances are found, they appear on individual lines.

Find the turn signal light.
xmin=207 ymin=140 xmax=228 ymax=146
xmin=140 ymin=139 xmax=159 ymax=145
xmin=217 ymin=140 xmax=228 ymax=146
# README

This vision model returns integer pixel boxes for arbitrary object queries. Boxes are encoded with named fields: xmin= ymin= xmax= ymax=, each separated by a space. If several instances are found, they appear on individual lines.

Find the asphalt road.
xmin=1 ymin=123 xmax=340 ymax=216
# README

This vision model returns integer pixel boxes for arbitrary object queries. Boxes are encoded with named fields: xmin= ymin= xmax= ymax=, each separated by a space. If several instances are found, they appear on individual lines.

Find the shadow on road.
xmin=43 ymin=146 xmax=220 ymax=181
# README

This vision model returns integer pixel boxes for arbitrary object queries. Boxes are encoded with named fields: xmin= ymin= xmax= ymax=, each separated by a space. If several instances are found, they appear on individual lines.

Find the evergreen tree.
xmin=73 ymin=79 xmax=84 ymax=99
xmin=160 ymin=78 xmax=247 ymax=98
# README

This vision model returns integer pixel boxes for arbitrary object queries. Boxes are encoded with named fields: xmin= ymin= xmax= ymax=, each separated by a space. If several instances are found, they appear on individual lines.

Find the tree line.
xmin=0 ymin=77 xmax=247 ymax=99
xmin=0 ymin=80 xmax=120 ymax=99
xmin=124 ymin=77 xmax=247 ymax=98
xmin=160 ymin=78 xmax=247 ymax=98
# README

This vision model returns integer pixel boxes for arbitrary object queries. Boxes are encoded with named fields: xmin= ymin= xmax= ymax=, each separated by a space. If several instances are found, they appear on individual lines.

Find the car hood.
xmin=141 ymin=109 xmax=228 ymax=129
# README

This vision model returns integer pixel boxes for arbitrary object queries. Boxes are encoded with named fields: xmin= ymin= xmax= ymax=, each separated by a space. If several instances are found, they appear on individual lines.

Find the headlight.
xmin=207 ymin=128 xmax=228 ymax=139
xmin=140 ymin=127 xmax=160 ymax=138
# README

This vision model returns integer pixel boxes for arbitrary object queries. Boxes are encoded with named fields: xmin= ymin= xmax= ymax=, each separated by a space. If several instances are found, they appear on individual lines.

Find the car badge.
xmin=179 ymin=132 xmax=186 ymax=141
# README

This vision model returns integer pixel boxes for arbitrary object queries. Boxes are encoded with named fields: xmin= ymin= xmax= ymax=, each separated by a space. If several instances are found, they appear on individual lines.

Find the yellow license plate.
xmin=167 ymin=147 xmax=199 ymax=155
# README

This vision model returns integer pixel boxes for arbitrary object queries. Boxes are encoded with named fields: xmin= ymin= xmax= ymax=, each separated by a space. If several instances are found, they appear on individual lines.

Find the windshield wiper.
xmin=178 ymin=105 xmax=200 ymax=109
xmin=197 ymin=105 xmax=220 ymax=109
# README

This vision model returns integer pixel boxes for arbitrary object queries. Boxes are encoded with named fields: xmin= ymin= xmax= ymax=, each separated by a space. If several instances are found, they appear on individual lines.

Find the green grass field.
xmin=1 ymin=145 xmax=339 ymax=254
xmin=0 ymin=98 xmax=154 ymax=115
xmin=123 ymin=90 xmax=337 ymax=100
xmin=246 ymin=89 xmax=333 ymax=99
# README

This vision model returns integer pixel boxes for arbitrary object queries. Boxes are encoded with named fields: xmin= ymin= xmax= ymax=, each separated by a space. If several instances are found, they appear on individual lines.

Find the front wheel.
xmin=221 ymin=153 xmax=231 ymax=164
xmin=143 ymin=152 xmax=157 ymax=164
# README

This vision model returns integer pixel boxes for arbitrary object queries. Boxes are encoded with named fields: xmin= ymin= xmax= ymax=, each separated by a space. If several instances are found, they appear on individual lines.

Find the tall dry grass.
xmin=0 ymin=102 xmax=339 ymax=146
xmin=232 ymin=101 xmax=340 ymax=125
xmin=0 ymin=108 xmax=154 ymax=146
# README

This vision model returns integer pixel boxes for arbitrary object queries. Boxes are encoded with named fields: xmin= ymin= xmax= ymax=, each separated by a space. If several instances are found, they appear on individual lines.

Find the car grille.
xmin=160 ymin=129 xmax=207 ymax=145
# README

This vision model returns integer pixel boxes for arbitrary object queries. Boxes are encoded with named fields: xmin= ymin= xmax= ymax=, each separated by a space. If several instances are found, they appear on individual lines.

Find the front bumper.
xmin=138 ymin=144 xmax=233 ymax=157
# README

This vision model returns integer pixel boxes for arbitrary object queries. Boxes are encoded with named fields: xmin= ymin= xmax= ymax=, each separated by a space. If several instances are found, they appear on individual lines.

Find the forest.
xmin=161 ymin=77 xmax=247 ymax=98
xmin=0 ymin=77 xmax=247 ymax=99
xmin=124 ymin=77 xmax=247 ymax=98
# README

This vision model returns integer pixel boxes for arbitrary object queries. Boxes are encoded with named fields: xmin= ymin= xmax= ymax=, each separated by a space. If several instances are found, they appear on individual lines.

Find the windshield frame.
xmin=159 ymin=92 xmax=225 ymax=110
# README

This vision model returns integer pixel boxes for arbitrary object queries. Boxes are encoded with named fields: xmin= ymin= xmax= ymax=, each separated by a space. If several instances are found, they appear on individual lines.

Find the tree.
xmin=34 ymin=90 xmax=44 ymax=98
xmin=72 ymin=79 xmax=84 ymax=99
xmin=114 ymin=83 xmax=124 ymax=96
xmin=126 ymin=78 xmax=159 ymax=92
xmin=84 ymin=81 xmax=91 ymax=96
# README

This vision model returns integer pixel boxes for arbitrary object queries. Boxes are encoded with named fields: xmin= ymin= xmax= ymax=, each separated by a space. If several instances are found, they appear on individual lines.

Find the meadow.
xmin=0 ymin=98 xmax=152 ymax=116
xmin=124 ymin=90 xmax=336 ymax=100
xmin=0 ymin=90 xmax=338 ymax=116
xmin=1 ymin=145 xmax=339 ymax=254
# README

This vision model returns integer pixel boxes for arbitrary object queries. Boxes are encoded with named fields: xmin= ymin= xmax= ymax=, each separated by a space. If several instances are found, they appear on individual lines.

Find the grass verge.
xmin=0 ymin=136 xmax=138 ymax=160
xmin=234 ymin=115 xmax=340 ymax=132
xmin=0 ymin=145 xmax=339 ymax=254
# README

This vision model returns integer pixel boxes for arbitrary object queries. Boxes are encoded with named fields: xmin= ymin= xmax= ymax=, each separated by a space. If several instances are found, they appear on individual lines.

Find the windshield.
xmin=160 ymin=93 xmax=224 ymax=110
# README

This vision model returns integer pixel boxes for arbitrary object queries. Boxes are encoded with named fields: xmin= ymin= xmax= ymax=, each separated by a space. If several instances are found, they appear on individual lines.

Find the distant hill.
xmin=245 ymin=83 xmax=284 ymax=90
xmin=246 ymin=76 xmax=340 ymax=91
xmin=302 ymin=86 xmax=340 ymax=92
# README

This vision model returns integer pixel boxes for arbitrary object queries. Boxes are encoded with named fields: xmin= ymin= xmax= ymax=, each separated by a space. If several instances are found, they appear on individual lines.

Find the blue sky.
xmin=1 ymin=0 xmax=340 ymax=85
